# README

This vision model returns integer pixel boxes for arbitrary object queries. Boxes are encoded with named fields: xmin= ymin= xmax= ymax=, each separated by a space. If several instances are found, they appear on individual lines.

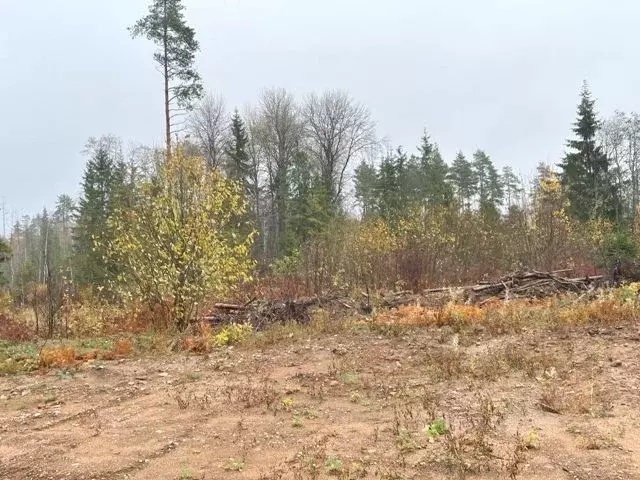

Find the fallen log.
xmin=212 ymin=303 xmax=246 ymax=311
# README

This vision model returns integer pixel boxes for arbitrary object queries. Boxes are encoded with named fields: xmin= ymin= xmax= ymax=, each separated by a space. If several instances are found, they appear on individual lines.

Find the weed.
xmin=298 ymin=438 xmax=328 ymax=479
xmin=325 ymin=455 xmax=343 ymax=475
xmin=224 ymin=377 xmax=279 ymax=410
xmin=173 ymin=391 xmax=191 ymax=410
xmin=223 ymin=459 xmax=246 ymax=471
xmin=539 ymin=383 xmax=564 ymax=414
xmin=301 ymin=408 xmax=319 ymax=419
xmin=504 ymin=431 xmax=528 ymax=480
xmin=396 ymin=429 xmax=417 ymax=452
xmin=520 ymin=430 xmax=539 ymax=450
xmin=349 ymin=391 xmax=363 ymax=404
xmin=55 ymin=369 xmax=76 ymax=380
xmin=347 ymin=461 xmax=368 ymax=478
xmin=568 ymin=425 xmax=616 ymax=450
xmin=424 ymin=417 xmax=447 ymax=437
xmin=43 ymin=393 xmax=58 ymax=404
xmin=179 ymin=465 xmax=193 ymax=480
xmin=0 ymin=314 xmax=33 ymax=341
xmin=539 ymin=381 xmax=613 ymax=416
xmin=443 ymin=425 xmax=469 ymax=480
xmin=339 ymin=372 xmax=360 ymax=385
xmin=214 ymin=323 xmax=252 ymax=346
xmin=292 ymin=415 xmax=303 ymax=427
xmin=426 ymin=347 xmax=466 ymax=380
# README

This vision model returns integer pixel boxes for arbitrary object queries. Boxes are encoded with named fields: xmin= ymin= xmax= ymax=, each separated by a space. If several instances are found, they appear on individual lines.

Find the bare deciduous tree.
xmin=189 ymin=93 xmax=228 ymax=170
xmin=252 ymin=88 xmax=303 ymax=257
xmin=600 ymin=111 xmax=640 ymax=224
xmin=303 ymin=90 xmax=376 ymax=208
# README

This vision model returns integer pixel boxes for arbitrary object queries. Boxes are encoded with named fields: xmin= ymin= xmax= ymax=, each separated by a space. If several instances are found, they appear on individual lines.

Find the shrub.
xmin=213 ymin=323 xmax=252 ymax=346
xmin=103 ymin=150 xmax=255 ymax=330
xmin=40 ymin=347 xmax=76 ymax=368
xmin=0 ymin=314 xmax=33 ymax=341
xmin=112 ymin=338 xmax=133 ymax=356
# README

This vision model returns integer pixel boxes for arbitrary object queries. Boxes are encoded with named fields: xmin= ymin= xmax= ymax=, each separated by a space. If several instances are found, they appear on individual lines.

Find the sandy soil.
xmin=2 ymin=322 xmax=640 ymax=479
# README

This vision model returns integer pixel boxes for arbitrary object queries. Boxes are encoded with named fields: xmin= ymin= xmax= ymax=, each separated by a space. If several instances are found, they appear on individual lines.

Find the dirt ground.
xmin=2 ymin=321 xmax=640 ymax=480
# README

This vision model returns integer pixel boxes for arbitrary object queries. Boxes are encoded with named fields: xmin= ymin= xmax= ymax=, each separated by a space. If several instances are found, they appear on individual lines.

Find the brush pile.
xmin=204 ymin=296 xmax=359 ymax=330
xmin=383 ymin=270 xmax=605 ymax=308
xmin=205 ymin=270 xmax=609 ymax=328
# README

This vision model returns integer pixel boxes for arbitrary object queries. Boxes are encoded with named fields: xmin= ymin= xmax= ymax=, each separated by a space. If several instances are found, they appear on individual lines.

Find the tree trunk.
xmin=163 ymin=0 xmax=171 ymax=160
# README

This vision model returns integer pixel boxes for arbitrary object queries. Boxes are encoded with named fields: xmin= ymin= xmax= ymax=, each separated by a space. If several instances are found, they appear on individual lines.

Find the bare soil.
xmin=2 ymin=322 xmax=640 ymax=479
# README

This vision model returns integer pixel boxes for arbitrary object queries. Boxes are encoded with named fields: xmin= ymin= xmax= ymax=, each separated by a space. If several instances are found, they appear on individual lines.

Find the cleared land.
xmin=1 ymin=316 xmax=640 ymax=480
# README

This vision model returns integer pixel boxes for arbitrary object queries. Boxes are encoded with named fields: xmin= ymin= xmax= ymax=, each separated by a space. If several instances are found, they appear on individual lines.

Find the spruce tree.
xmin=417 ymin=132 xmax=452 ymax=206
xmin=0 ymin=237 xmax=9 ymax=285
xmin=449 ymin=152 xmax=476 ymax=209
xmin=286 ymin=152 xmax=327 ymax=248
xmin=559 ymin=82 xmax=618 ymax=221
xmin=354 ymin=161 xmax=378 ymax=219
xmin=74 ymin=147 xmax=124 ymax=286
xmin=225 ymin=110 xmax=251 ymax=190
xmin=377 ymin=153 xmax=402 ymax=221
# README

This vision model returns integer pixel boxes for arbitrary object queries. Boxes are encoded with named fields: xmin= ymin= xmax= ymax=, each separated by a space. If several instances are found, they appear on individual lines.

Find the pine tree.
xmin=130 ymin=0 xmax=203 ymax=159
xmin=54 ymin=194 xmax=75 ymax=262
xmin=559 ymin=82 xmax=618 ymax=221
xmin=472 ymin=150 xmax=503 ymax=215
xmin=501 ymin=166 xmax=523 ymax=209
xmin=449 ymin=152 xmax=476 ymax=209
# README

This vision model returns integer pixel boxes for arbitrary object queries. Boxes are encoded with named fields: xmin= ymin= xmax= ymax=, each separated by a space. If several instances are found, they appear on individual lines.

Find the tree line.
xmin=2 ymin=0 xmax=640 ymax=331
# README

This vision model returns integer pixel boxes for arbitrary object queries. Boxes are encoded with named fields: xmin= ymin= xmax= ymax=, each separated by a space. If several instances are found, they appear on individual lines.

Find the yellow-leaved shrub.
xmin=103 ymin=149 xmax=255 ymax=329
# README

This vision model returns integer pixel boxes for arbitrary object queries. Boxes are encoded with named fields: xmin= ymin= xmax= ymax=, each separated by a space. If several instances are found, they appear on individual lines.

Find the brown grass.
xmin=40 ymin=347 xmax=76 ymax=368
xmin=112 ymin=338 xmax=133 ymax=356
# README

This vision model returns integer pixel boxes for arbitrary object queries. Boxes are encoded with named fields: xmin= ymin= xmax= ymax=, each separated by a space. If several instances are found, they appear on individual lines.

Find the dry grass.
xmin=539 ymin=381 xmax=613 ymax=416
xmin=372 ymin=289 xmax=639 ymax=336
xmin=40 ymin=347 xmax=77 ymax=368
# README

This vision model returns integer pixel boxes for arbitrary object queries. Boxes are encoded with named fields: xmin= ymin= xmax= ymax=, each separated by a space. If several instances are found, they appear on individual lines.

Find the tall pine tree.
xmin=130 ymin=0 xmax=203 ymax=159
xmin=559 ymin=82 xmax=618 ymax=221
xmin=472 ymin=150 xmax=503 ymax=215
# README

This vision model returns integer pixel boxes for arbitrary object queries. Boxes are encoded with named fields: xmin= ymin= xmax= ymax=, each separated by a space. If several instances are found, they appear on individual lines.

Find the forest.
xmin=2 ymin=15 xmax=640 ymax=332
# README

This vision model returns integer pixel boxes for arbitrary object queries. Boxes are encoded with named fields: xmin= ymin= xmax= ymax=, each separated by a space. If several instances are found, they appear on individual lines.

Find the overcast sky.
xmin=1 ymin=0 xmax=640 ymax=221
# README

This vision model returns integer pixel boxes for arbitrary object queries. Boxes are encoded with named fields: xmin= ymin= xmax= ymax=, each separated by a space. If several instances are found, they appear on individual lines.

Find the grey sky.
xmin=1 ymin=0 xmax=639 ymax=220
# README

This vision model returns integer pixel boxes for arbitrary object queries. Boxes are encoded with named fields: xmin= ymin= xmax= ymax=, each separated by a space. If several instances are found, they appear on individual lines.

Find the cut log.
xmin=212 ymin=303 xmax=246 ymax=311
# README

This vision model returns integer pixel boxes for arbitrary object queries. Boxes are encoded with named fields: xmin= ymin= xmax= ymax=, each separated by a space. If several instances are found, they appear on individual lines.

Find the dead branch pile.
xmin=383 ymin=270 xmax=604 ymax=308
xmin=204 ymin=296 xmax=359 ymax=330
xmin=205 ymin=270 xmax=608 ymax=329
